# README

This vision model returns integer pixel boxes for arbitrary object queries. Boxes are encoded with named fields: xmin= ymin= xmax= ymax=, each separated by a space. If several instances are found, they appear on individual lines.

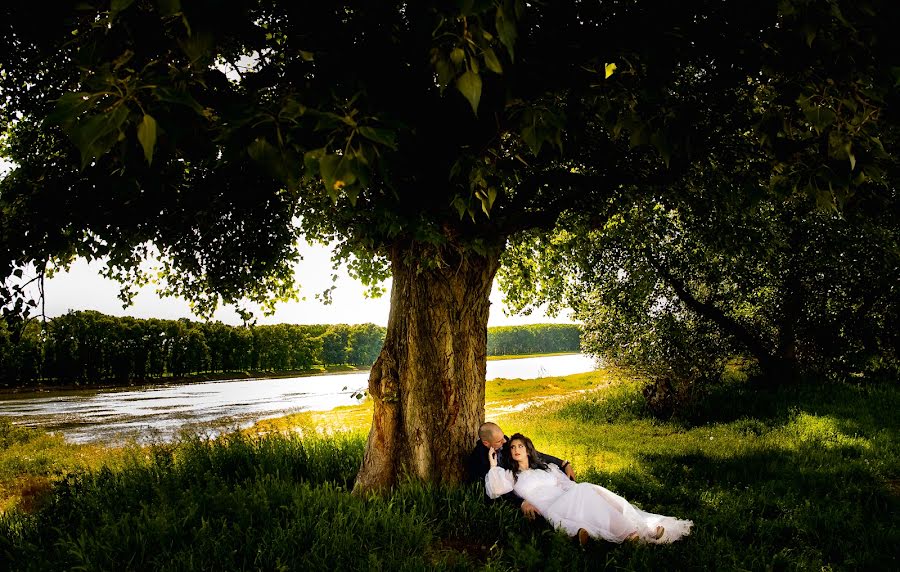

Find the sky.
xmin=32 ymin=243 xmax=573 ymax=327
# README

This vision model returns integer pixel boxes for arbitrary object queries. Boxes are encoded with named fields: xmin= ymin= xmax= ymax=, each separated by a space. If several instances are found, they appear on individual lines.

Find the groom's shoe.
xmin=577 ymin=528 xmax=590 ymax=546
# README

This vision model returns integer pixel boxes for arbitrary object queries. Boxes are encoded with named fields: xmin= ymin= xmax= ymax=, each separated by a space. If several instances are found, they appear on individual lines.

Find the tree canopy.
xmin=2 ymin=1 xmax=892 ymax=316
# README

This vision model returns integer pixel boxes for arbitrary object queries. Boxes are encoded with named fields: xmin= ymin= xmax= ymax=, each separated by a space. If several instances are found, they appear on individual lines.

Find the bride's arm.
xmin=484 ymin=467 xmax=516 ymax=499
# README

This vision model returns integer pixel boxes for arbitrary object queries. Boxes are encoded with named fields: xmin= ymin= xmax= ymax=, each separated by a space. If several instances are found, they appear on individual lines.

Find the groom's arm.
xmin=536 ymin=449 xmax=575 ymax=480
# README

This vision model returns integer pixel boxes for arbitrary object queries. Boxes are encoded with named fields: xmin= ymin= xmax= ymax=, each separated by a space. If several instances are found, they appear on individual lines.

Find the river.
xmin=0 ymin=353 xmax=597 ymax=444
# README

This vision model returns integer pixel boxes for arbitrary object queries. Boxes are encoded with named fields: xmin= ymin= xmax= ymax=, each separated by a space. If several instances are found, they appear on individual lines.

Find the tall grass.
xmin=1 ymin=373 xmax=897 ymax=570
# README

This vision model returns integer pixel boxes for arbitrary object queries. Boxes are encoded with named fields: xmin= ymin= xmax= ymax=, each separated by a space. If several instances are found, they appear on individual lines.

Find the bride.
xmin=485 ymin=433 xmax=693 ymax=544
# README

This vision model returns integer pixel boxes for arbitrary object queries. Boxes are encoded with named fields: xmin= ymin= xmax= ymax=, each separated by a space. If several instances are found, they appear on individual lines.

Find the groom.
xmin=465 ymin=422 xmax=575 ymax=519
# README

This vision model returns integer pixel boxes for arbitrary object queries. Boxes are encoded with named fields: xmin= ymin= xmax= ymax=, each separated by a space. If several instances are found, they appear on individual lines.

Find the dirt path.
xmin=485 ymin=385 xmax=608 ymax=419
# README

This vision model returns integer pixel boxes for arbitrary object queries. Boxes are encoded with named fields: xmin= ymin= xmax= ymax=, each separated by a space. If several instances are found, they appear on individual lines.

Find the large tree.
xmin=2 ymin=0 xmax=896 ymax=492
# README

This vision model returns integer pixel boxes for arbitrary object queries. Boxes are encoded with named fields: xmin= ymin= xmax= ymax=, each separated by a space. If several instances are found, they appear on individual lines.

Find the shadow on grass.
xmin=574 ymin=440 xmax=899 ymax=571
xmin=683 ymin=379 xmax=900 ymax=433
xmin=2 ymin=379 xmax=898 ymax=571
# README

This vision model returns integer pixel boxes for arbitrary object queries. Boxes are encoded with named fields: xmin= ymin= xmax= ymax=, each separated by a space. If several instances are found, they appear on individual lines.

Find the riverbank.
xmin=0 ymin=352 xmax=582 ymax=395
xmin=0 ymin=366 xmax=613 ymax=512
xmin=2 ymin=370 xmax=896 ymax=569
xmin=249 ymin=367 xmax=621 ymax=436
xmin=0 ymin=365 xmax=368 ymax=396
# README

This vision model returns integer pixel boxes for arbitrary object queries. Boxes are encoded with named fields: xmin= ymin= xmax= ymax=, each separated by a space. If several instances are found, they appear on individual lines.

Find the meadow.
xmin=0 ymin=368 xmax=896 ymax=570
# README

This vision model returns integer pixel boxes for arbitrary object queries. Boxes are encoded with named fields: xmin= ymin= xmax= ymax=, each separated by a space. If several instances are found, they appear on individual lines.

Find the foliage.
xmin=486 ymin=324 xmax=580 ymax=356
xmin=501 ymin=162 xmax=899 ymax=395
xmin=345 ymin=323 xmax=386 ymax=367
xmin=497 ymin=0 xmax=900 ymax=390
xmin=0 ymin=316 xmax=582 ymax=388
xmin=0 ymin=311 xmax=387 ymax=387
xmin=1 ymin=371 xmax=897 ymax=570
xmin=3 ymin=1 xmax=895 ymax=318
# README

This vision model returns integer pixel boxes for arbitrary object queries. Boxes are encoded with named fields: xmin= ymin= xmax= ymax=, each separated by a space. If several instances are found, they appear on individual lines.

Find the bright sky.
xmin=1 ymin=136 xmax=570 ymax=329
xmin=35 ymin=243 xmax=572 ymax=327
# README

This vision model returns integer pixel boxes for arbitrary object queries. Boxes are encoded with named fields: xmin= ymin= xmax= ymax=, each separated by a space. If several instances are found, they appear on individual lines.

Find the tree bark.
xmin=353 ymin=241 xmax=501 ymax=494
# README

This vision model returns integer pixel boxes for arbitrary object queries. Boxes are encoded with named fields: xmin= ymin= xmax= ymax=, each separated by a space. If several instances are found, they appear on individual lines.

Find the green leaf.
xmin=178 ymin=31 xmax=214 ymax=66
xmin=111 ymin=0 xmax=136 ymax=16
xmin=247 ymin=137 xmax=290 ymax=182
xmin=47 ymin=92 xmax=95 ymax=126
xmin=521 ymin=124 xmax=541 ymax=156
xmin=280 ymin=98 xmax=306 ymax=121
xmin=483 ymin=47 xmax=503 ymax=74
xmin=154 ymin=86 xmax=204 ymax=114
xmin=319 ymin=154 xmax=359 ymax=199
xmin=247 ymin=137 xmax=277 ymax=162
xmin=804 ymin=26 xmax=816 ymax=47
xmin=797 ymin=95 xmax=836 ymax=132
xmin=435 ymin=58 xmax=454 ymax=91
xmin=319 ymin=154 xmax=341 ymax=196
xmin=479 ymin=187 xmax=498 ymax=217
xmin=68 ymin=105 xmax=129 ymax=168
xmin=650 ymin=131 xmax=671 ymax=167
xmin=480 ymin=196 xmax=491 ymax=217
xmin=303 ymin=148 xmax=325 ymax=176
xmin=450 ymin=48 xmax=466 ymax=66
xmin=452 ymin=196 xmax=467 ymax=219
xmin=112 ymin=49 xmax=134 ymax=70
xmin=456 ymin=70 xmax=482 ymax=115
xmin=155 ymin=0 xmax=181 ymax=16
xmin=358 ymin=126 xmax=397 ymax=150
xmin=136 ymin=114 xmax=157 ymax=165
xmin=496 ymin=6 xmax=518 ymax=60
xmin=629 ymin=124 xmax=649 ymax=148
xmin=312 ymin=111 xmax=345 ymax=131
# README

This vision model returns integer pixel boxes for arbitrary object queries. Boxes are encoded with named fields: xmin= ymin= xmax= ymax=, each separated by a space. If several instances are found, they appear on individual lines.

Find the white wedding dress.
xmin=486 ymin=464 xmax=693 ymax=543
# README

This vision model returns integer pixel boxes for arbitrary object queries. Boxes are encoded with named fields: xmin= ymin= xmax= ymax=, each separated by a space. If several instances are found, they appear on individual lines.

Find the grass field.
xmin=0 ymin=368 xmax=896 ymax=570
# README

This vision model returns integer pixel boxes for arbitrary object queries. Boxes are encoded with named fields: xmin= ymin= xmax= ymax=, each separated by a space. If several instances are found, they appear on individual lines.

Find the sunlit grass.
xmin=0 ymin=420 xmax=129 ymax=513
xmin=249 ymin=369 xmax=623 ymax=437
xmin=1 ymin=369 xmax=897 ymax=570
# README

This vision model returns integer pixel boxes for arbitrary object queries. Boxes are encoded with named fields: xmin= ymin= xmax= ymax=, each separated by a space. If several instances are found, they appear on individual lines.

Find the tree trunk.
xmin=353 ymin=241 xmax=501 ymax=494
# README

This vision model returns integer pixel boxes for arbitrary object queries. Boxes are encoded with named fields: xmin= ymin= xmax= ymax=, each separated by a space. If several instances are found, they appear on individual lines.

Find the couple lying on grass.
xmin=467 ymin=422 xmax=693 ymax=545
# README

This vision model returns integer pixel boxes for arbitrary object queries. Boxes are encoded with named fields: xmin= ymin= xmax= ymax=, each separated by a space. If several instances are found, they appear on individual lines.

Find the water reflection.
xmin=0 ymin=353 xmax=596 ymax=444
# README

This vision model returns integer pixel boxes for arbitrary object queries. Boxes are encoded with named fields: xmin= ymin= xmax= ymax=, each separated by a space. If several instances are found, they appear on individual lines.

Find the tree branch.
xmin=647 ymin=253 xmax=776 ymax=368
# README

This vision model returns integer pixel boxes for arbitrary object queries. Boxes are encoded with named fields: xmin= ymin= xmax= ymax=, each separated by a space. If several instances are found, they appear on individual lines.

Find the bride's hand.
xmin=488 ymin=447 xmax=499 ymax=468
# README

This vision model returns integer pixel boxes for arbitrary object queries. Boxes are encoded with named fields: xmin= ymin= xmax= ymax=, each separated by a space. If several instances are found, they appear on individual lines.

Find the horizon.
xmin=30 ymin=248 xmax=575 ymax=328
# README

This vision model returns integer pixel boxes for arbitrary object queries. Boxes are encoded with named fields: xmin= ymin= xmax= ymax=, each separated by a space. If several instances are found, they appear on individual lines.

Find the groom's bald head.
xmin=479 ymin=422 xmax=506 ymax=449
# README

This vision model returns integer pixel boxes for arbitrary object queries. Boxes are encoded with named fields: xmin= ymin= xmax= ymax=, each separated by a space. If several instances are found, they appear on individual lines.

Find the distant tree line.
xmin=0 ymin=312 xmax=582 ymax=388
xmin=0 ymin=311 xmax=384 ymax=388
xmin=486 ymin=324 xmax=581 ymax=356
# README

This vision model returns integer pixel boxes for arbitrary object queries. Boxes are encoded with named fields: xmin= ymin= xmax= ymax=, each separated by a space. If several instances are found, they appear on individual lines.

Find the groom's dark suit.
xmin=465 ymin=436 xmax=565 ymax=507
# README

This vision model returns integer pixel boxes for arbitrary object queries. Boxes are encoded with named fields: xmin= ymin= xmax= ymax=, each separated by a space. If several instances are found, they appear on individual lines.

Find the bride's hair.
xmin=506 ymin=433 xmax=549 ymax=481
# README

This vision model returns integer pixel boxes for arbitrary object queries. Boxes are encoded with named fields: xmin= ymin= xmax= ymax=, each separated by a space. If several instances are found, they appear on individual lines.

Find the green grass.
xmin=0 ymin=371 xmax=897 ymax=570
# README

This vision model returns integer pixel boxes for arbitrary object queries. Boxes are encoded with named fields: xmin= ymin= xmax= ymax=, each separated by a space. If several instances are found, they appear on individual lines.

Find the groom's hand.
xmin=521 ymin=501 xmax=540 ymax=519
